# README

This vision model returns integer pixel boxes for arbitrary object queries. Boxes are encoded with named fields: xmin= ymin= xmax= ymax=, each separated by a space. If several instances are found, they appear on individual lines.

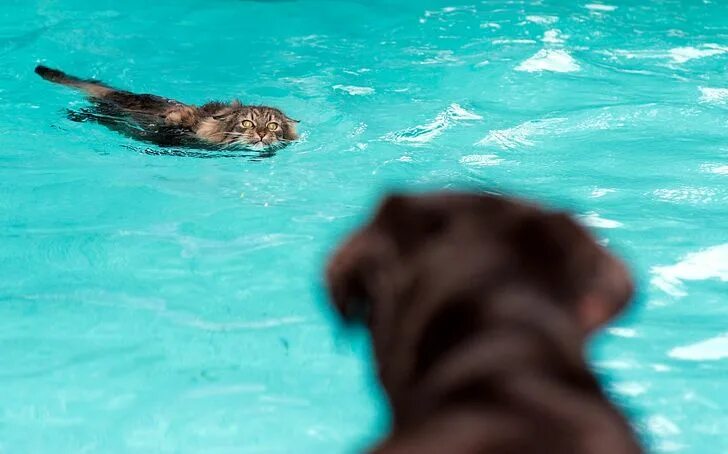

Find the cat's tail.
xmin=35 ymin=65 xmax=113 ymax=98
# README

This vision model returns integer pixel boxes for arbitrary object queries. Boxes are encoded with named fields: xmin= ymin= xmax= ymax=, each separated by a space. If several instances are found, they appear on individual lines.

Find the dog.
xmin=326 ymin=191 xmax=642 ymax=454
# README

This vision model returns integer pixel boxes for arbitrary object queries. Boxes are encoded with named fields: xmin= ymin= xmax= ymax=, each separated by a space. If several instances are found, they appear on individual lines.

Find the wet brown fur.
xmin=326 ymin=191 xmax=643 ymax=454
xmin=35 ymin=65 xmax=298 ymax=149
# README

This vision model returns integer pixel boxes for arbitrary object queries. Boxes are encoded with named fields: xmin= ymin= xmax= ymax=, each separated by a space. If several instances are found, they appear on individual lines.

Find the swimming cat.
xmin=35 ymin=65 xmax=299 ymax=150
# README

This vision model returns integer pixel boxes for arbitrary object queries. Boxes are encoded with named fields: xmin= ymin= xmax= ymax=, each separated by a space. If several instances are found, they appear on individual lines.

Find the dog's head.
xmin=326 ymin=191 xmax=633 ymax=338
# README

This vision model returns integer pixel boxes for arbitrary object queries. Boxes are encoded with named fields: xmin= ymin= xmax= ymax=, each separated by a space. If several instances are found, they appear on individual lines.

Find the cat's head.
xmin=200 ymin=103 xmax=299 ymax=149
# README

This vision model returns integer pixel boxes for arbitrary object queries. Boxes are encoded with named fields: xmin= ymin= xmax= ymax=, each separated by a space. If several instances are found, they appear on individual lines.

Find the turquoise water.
xmin=1 ymin=0 xmax=727 ymax=452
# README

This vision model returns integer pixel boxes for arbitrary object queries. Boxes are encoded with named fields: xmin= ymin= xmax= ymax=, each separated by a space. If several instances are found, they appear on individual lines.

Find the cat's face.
xmin=223 ymin=106 xmax=298 ymax=149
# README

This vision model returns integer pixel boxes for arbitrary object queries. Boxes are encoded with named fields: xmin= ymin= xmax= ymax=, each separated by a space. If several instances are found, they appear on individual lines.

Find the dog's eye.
xmin=241 ymin=120 xmax=254 ymax=129
xmin=267 ymin=122 xmax=279 ymax=131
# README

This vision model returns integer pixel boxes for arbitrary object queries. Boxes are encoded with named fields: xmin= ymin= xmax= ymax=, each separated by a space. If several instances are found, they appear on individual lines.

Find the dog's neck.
xmin=382 ymin=293 xmax=604 ymax=429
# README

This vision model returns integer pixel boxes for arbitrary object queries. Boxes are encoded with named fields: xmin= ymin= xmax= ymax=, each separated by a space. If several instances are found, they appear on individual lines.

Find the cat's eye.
xmin=267 ymin=122 xmax=279 ymax=131
xmin=241 ymin=120 xmax=254 ymax=129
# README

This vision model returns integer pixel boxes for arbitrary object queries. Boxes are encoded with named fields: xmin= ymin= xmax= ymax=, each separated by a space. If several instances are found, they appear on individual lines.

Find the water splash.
xmin=515 ymin=49 xmax=580 ymax=72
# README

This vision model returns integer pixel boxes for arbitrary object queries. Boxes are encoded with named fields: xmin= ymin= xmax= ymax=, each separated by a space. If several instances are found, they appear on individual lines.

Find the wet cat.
xmin=35 ymin=65 xmax=299 ymax=150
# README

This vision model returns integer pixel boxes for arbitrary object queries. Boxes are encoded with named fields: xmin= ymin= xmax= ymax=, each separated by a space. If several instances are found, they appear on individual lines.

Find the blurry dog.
xmin=326 ymin=192 xmax=642 ymax=454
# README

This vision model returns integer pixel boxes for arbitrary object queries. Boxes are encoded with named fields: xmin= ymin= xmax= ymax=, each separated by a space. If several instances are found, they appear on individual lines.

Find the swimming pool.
xmin=1 ymin=0 xmax=726 ymax=452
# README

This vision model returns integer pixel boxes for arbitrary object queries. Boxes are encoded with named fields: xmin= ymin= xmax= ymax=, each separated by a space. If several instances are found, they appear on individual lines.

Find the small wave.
xmin=332 ymin=84 xmax=375 ymax=96
xmin=669 ymin=44 xmax=728 ymax=63
xmin=419 ymin=50 xmax=460 ymax=65
xmin=651 ymin=243 xmax=728 ymax=297
xmin=652 ymin=187 xmax=720 ymax=204
xmin=421 ymin=5 xmax=476 ymax=23
xmin=701 ymin=164 xmax=728 ymax=175
xmin=590 ymin=188 xmax=616 ymax=198
xmin=698 ymin=86 xmax=728 ymax=104
xmin=669 ymin=333 xmax=728 ymax=361
xmin=612 ymin=382 xmax=648 ymax=396
xmin=578 ymin=212 xmax=624 ymax=229
xmin=186 ymin=384 xmax=267 ymax=399
xmin=585 ymin=3 xmax=617 ymax=11
xmin=515 ymin=49 xmax=580 ymax=72
xmin=382 ymin=103 xmax=482 ymax=145
xmin=476 ymin=117 xmax=567 ymax=149
xmin=608 ymin=327 xmax=637 ymax=338
xmin=603 ymin=45 xmax=728 ymax=65
xmin=459 ymin=154 xmax=504 ymax=166
xmin=647 ymin=416 xmax=681 ymax=437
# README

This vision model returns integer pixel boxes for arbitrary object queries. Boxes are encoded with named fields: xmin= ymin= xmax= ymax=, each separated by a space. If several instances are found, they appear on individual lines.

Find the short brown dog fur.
xmin=327 ymin=191 xmax=642 ymax=454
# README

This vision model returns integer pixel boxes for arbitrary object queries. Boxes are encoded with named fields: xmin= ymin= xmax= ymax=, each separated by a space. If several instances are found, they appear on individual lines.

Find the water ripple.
xmin=382 ymin=103 xmax=482 ymax=146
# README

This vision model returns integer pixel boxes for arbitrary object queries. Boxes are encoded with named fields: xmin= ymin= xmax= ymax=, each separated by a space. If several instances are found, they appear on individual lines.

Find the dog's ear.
xmin=373 ymin=194 xmax=450 ymax=255
xmin=326 ymin=226 xmax=390 ymax=324
xmin=326 ymin=194 xmax=426 ymax=323
xmin=578 ymin=251 xmax=634 ymax=334
xmin=509 ymin=211 xmax=634 ymax=334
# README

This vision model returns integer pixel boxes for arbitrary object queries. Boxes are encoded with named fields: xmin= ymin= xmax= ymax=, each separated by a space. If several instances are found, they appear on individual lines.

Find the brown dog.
xmin=326 ymin=192 xmax=642 ymax=454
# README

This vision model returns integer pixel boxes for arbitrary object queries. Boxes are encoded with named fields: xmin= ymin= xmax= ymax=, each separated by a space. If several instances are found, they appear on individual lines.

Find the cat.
xmin=35 ymin=65 xmax=299 ymax=150
xmin=326 ymin=191 xmax=643 ymax=454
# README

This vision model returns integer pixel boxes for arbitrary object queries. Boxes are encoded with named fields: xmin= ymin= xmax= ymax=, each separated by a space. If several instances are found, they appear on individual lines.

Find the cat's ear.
xmin=211 ymin=108 xmax=235 ymax=121
xmin=231 ymin=99 xmax=242 ymax=108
